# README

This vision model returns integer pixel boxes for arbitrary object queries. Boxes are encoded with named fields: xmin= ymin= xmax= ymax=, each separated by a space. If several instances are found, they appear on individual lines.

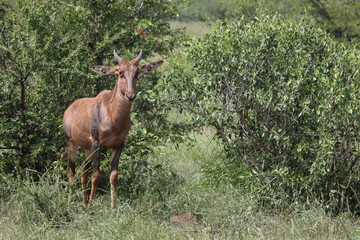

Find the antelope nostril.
xmin=126 ymin=93 xmax=136 ymax=101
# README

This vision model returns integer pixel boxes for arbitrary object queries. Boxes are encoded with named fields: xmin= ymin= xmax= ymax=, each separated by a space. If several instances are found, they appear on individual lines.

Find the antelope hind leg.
xmin=81 ymin=150 xmax=92 ymax=205
xmin=68 ymin=141 xmax=78 ymax=203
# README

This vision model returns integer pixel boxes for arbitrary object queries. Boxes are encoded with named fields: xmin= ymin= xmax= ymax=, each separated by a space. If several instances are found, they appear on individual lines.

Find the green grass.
xmin=1 ymin=128 xmax=360 ymax=239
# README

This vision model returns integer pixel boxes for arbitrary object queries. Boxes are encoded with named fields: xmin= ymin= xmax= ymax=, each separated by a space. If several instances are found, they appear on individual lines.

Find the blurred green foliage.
xmin=181 ymin=0 xmax=360 ymax=42
xmin=305 ymin=0 xmax=360 ymax=42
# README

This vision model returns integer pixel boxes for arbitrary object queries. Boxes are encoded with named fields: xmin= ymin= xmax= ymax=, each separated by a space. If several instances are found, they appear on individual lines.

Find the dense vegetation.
xmin=0 ymin=0 xmax=184 ymax=174
xmin=1 ymin=0 xmax=360 ymax=238
xmin=164 ymin=15 xmax=360 ymax=213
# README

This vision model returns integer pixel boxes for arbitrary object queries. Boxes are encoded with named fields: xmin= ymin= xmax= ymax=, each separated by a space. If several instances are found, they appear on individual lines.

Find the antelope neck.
xmin=111 ymin=81 xmax=132 ymax=107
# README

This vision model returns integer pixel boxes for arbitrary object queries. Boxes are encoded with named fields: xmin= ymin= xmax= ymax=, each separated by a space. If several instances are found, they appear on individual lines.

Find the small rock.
xmin=170 ymin=212 xmax=202 ymax=226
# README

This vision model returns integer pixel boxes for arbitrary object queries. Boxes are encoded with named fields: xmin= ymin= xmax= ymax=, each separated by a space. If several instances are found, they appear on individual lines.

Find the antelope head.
xmin=90 ymin=50 xmax=163 ymax=101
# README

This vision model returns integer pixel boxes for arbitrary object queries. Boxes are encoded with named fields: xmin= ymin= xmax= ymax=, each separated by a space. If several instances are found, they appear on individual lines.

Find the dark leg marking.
xmin=111 ymin=143 xmax=124 ymax=172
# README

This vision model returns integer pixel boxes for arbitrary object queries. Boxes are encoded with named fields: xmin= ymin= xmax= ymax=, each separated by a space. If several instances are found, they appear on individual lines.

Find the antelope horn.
xmin=135 ymin=50 xmax=143 ymax=63
xmin=114 ymin=49 xmax=122 ymax=63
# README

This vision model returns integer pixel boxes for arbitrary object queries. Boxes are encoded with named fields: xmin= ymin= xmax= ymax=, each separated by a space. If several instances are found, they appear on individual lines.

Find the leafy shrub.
xmin=163 ymin=15 xmax=360 ymax=213
xmin=0 ymin=0 xmax=184 ymax=175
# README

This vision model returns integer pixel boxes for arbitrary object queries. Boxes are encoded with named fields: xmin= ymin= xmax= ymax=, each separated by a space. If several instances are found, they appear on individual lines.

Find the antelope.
xmin=60 ymin=50 xmax=163 ymax=208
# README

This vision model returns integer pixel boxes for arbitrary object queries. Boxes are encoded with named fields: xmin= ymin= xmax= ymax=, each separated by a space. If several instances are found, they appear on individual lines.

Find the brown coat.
xmin=61 ymin=50 xmax=163 ymax=208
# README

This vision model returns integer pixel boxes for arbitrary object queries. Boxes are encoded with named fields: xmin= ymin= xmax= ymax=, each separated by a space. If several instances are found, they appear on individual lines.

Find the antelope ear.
xmin=90 ymin=65 xmax=115 ymax=75
xmin=139 ymin=60 xmax=164 ymax=74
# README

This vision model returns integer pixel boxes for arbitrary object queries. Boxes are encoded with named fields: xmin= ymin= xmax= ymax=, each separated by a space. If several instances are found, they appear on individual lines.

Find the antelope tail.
xmin=60 ymin=146 xmax=68 ymax=162
xmin=60 ymin=136 xmax=69 ymax=162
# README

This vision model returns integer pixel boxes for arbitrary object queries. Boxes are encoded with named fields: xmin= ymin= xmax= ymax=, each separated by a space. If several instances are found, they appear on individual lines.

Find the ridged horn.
xmin=113 ymin=49 xmax=122 ymax=63
xmin=135 ymin=50 xmax=143 ymax=63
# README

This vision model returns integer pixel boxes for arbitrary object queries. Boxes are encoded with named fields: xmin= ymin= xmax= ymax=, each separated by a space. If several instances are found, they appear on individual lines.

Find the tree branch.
xmin=257 ymin=176 xmax=277 ymax=193
xmin=129 ymin=2 xmax=145 ymax=18
xmin=0 ymin=146 xmax=20 ymax=150
xmin=308 ymin=0 xmax=332 ymax=22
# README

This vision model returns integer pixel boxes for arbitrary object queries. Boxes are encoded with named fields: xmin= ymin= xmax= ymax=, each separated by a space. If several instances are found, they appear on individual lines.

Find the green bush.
xmin=163 ymin=15 xmax=360 ymax=213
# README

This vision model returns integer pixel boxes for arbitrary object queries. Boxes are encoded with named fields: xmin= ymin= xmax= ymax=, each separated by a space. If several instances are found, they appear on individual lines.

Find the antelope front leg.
xmin=110 ymin=144 xmax=124 ymax=209
xmin=88 ymin=139 xmax=101 ymax=207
